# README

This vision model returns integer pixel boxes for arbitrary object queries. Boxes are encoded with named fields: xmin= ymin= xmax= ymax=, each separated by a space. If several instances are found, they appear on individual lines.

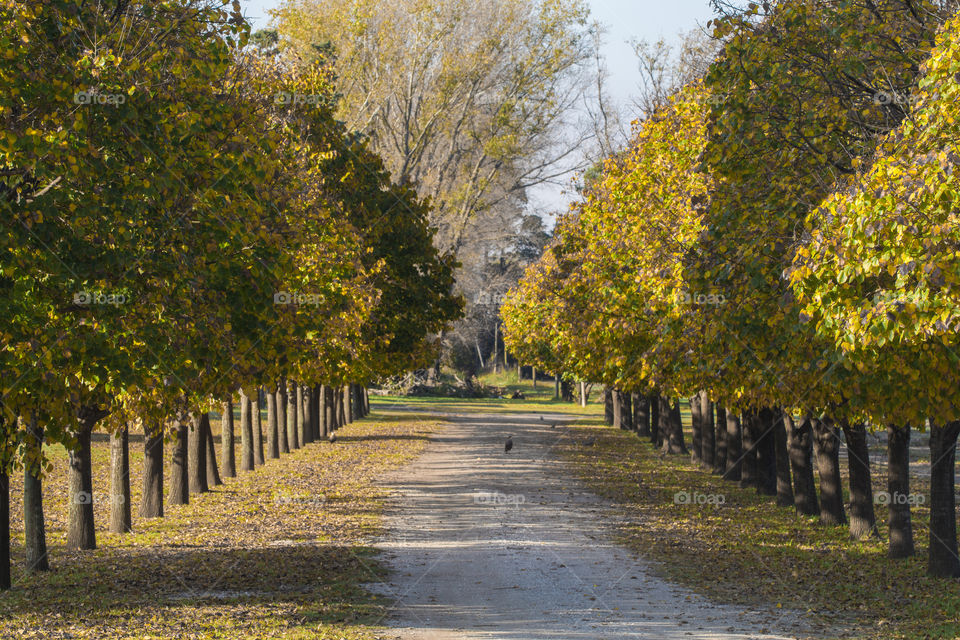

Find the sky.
xmin=237 ymin=0 xmax=717 ymax=213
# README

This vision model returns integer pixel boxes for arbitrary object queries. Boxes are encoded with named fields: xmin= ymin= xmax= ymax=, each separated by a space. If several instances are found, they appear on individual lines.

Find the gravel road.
xmin=366 ymin=409 xmax=821 ymax=640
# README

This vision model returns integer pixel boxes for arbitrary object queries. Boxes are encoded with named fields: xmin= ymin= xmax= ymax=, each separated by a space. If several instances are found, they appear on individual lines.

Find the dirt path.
xmin=367 ymin=409 xmax=819 ymax=640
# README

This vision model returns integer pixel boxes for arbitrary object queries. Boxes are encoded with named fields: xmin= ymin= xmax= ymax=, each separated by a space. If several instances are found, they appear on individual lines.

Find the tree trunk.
xmin=67 ymin=419 xmax=97 ymax=549
xmin=560 ymin=380 xmax=574 ymax=402
xmin=724 ymin=410 xmax=742 ymax=481
xmin=701 ymin=393 xmax=716 ymax=470
xmin=313 ymin=384 xmax=322 ymax=436
xmin=299 ymin=384 xmax=310 ymax=444
xmin=713 ymin=405 xmax=727 ymax=474
xmin=0 ymin=471 xmax=8 ymax=590
xmin=266 ymin=385 xmax=280 ymax=459
xmin=771 ymin=410 xmax=794 ymax=507
xmin=344 ymin=385 xmax=353 ymax=424
xmin=579 ymin=381 xmax=587 ymax=407
xmin=253 ymin=388 xmax=265 ymax=465
xmin=812 ymin=417 xmax=846 ymax=526
xmin=786 ymin=414 xmax=818 ymax=516
xmin=887 ymin=423 xmax=914 ymax=558
xmin=841 ymin=420 xmax=877 ymax=539
xmin=755 ymin=407 xmax=778 ymax=497
xmin=110 ymin=424 xmax=132 ymax=532
xmin=622 ymin=392 xmax=633 ymax=430
xmin=532 ymin=367 xmax=537 ymax=389
xmin=205 ymin=413 xmax=222 ymax=487
xmin=634 ymin=393 xmax=650 ymax=437
xmin=189 ymin=413 xmax=208 ymax=494
xmin=169 ymin=419 xmax=188 ymax=506
xmin=554 ymin=375 xmax=560 ymax=400
xmin=240 ymin=391 xmax=254 ymax=471
xmin=142 ymin=421 xmax=164 ymax=518
xmin=319 ymin=384 xmax=329 ymax=438
xmin=23 ymin=417 xmax=48 ymax=572
xmin=220 ymin=399 xmax=236 ymax=478
xmin=649 ymin=394 xmax=661 ymax=447
xmin=337 ymin=386 xmax=346 ymax=426
xmin=612 ymin=389 xmax=624 ymax=430
xmin=325 ymin=385 xmax=336 ymax=432
xmin=603 ymin=388 xmax=613 ymax=425
xmin=690 ymin=394 xmax=702 ymax=463
xmin=927 ymin=419 xmax=960 ymax=577
xmin=277 ymin=381 xmax=289 ymax=454
xmin=363 ymin=387 xmax=370 ymax=415
xmin=662 ymin=398 xmax=687 ymax=454
xmin=739 ymin=410 xmax=758 ymax=489
xmin=287 ymin=381 xmax=299 ymax=449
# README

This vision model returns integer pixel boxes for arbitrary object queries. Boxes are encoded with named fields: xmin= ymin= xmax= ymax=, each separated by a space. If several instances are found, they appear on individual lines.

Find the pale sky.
xmin=237 ymin=0 xmax=717 ymax=215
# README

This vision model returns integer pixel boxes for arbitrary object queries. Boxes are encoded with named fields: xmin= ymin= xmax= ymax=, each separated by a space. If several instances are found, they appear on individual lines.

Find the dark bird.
xmin=329 ymin=432 xmax=337 ymax=443
xmin=504 ymin=435 xmax=514 ymax=453
xmin=584 ymin=436 xmax=597 ymax=447
xmin=550 ymin=422 xmax=557 ymax=429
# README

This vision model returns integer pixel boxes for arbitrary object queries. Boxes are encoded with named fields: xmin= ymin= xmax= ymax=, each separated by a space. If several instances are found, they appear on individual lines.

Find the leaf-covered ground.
xmin=1 ymin=410 xmax=440 ymax=639
xmin=557 ymin=418 xmax=959 ymax=640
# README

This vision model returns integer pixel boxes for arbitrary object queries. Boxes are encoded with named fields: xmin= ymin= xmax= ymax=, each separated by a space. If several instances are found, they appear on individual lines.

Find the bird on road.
xmin=329 ymin=432 xmax=337 ymax=443
xmin=584 ymin=436 xmax=597 ymax=447
xmin=504 ymin=435 xmax=514 ymax=453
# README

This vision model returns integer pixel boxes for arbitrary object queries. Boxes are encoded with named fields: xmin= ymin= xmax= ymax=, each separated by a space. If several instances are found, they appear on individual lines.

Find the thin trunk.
xmin=266 ymin=385 xmax=280 ymax=459
xmin=337 ymin=386 xmax=346 ymax=426
xmin=532 ymin=367 xmax=537 ymax=389
xmin=662 ymin=398 xmax=686 ymax=454
xmin=253 ymin=388 xmax=265 ymax=465
xmin=612 ymin=389 xmax=624 ymax=430
xmin=787 ymin=414 xmax=818 ymax=516
xmin=67 ymin=422 xmax=96 ymax=549
xmin=634 ymin=393 xmax=650 ymax=437
xmin=220 ymin=399 xmax=236 ymax=478
xmin=205 ymin=413 xmax=222 ymax=487
xmin=579 ymin=381 xmax=587 ymax=407
xmin=363 ymin=387 xmax=370 ymax=415
xmin=739 ymin=410 xmax=758 ymax=489
xmin=169 ymin=419 xmax=188 ymax=506
xmin=927 ymin=419 xmax=960 ymax=577
xmin=886 ymin=423 xmax=914 ymax=558
xmin=299 ymin=385 xmax=310 ymax=444
xmin=622 ymin=392 xmax=633 ymax=430
xmin=240 ymin=391 xmax=254 ymax=471
xmin=604 ymin=388 xmax=614 ymax=425
xmin=110 ymin=425 xmax=132 ymax=532
xmin=287 ymin=381 xmax=299 ymax=449
xmin=325 ymin=385 xmax=336 ymax=432
xmin=189 ymin=413 xmax=208 ymax=494
xmin=701 ymin=393 xmax=716 ymax=470
xmin=841 ymin=420 xmax=877 ymax=539
xmin=344 ymin=385 xmax=353 ymax=424
xmin=690 ymin=394 xmax=703 ymax=463
xmin=277 ymin=380 xmax=289 ymax=454
xmin=812 ymin=417 xmax=846 ymax=526
xmin=724 ymin=410 xmax=742 ymax=481
xmin=319 ymin=384 xmax=329 ymax=438
xmin=23 ymin=416 xmax=48 ymax=571
xmin=554 ymin=375 xmax=560 ymax=400
xmin=141 ymin=421 xmax=164 ymax=518
xmin=755 ymin=408 xmax=778 ymax=497
xmin=713 ymin=405 xmax=727 ymax=475
xmin=771 ymin=409 xmax=794 ymax=507
xmin=0 ymin=471 xmax=8 ymax=590
xmin=649 ymin=394 xmax=660 ymax=447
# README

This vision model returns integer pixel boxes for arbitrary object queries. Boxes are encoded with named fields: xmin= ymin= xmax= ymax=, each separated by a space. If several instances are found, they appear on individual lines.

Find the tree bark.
xmin=220 ymin=399 xmax=236 ymax=478
xmin=312 ymin=384 xmax=322 ymax=437
xmin=649 ymin=394 xmax=660 ymax=447
xmin=701 ymin=393 xmax=715 ymax=470
xmin=755 ymin=407 xmax=778 ymax=497
xmin=612 ymin=389 xmax=624 ymax=430
xmin=110 ymin=424 xmax=132 ymax=532
xmin=724 ymin=410 xmax=742 ymax=481
xmin=325 ymin=385 xmax=337 ymax=432
xmin=927 ymin=419 xmax=960 ymax=577
xmin=299 ymin=384 xmax=310 ymax=444
xmin=662 ymin=398 xmax=687 ymax=454
xmin=337 ymin=386 xmax=346 ymax=426
xmin=690 ymin=394 xmax=702 ymax=463
xmin=579 ymin=381 xmax=587 ymax=407
xmin=771 ymin=410 xmax=794 ymax=507
xmin=739 ymin=410 xmax=758 ymax=489
xmin=319 ymin=384 xmax=329 ymax=438
xmin=141 ymin=421 xmax=164 ymax=518
xmin=189 ymin=413 xmax=208 ymax=494
xmin=169 ymin=418 xmax=188 ymax=506
xmin=240 ymin=391 xmax=254 ymax=471
xmin=287 ymin=380 xmax=299 ymax=449
xmin=603 ymin=388 xmax=613 ymax=425
xmin=253 ymin=388 xmax=265 ymax=465
xmin=277 ymin=380 xmax=289 ymax=454
xmin=621 ymin=391 xmax=633 ymax=430
xmin=713 ymin=405 xmax=727 ymax=475
xmin=23 ymin=416 xmax=48 ymax=571
xmin=0 ymin=471 xmax=8 ymax=590
xmin=886 ymin=423 xmax=914 ymax=558
xmin=841 ymin=420 xmax=877 ymax=539
xmin=344 ymin=385 xmax=353 ymax=424
xmin=266 ymin=385 xmax=279 ymax=459
xmin=633 ymin=393 xmax=649 ymax=437
xmin=205 ymin=413 xmax=222 ymax=487
xmin=812 ymin=417 xmax=846 ymax=526
xmin=67 ymin=417 xmax=97 ymax=549
xmin=786 ymin=414 xmax=818 ymax=516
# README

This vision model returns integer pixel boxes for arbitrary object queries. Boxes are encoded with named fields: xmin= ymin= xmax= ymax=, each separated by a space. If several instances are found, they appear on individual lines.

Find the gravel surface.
xmin=367 ymin=409 xmax=821 ymax=639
